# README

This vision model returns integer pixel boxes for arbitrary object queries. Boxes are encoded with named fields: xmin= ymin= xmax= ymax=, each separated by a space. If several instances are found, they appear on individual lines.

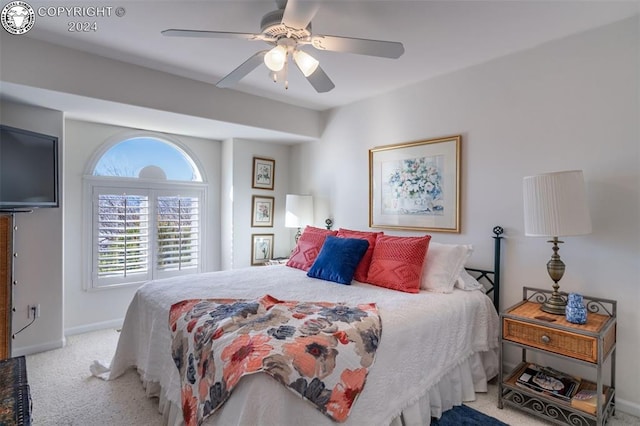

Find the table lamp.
xmin=285 ymin=194 xmax=313 ymax=243
xmin=523 ymin=170 xmax=592 ymax=315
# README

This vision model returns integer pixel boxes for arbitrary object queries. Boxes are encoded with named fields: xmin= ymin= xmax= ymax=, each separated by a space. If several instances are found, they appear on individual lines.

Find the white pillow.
xmin=455 ymin=268 xmax=485 ymax=291
xmin=420 ymin=242 xmax=473 ymax=293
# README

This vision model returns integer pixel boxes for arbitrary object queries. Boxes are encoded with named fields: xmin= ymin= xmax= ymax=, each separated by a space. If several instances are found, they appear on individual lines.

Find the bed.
xmin=94 ymin=227 xmax=503 ymax=426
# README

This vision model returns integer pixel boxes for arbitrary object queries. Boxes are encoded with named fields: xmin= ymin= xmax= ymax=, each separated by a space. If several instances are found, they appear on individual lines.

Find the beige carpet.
xmin=25 ymin=329 xmax=639 ymax=425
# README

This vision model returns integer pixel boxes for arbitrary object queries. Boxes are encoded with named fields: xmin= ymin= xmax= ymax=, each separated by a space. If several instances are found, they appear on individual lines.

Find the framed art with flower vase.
xmin=369 ymin=135 xmax=461 ymax=233
xmin=251 ymin=195 xmax=274 ymax=227
xmin=251 ymin=233 xmax=274 ymax=265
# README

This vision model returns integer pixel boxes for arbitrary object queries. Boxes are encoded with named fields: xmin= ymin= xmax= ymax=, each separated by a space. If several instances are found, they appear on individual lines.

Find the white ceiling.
xmin=2 ymin=0 xmax=638 ymax=138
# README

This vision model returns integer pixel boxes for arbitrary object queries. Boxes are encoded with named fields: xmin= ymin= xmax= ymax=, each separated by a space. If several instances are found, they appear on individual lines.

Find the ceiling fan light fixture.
xmin=264 ymin=45 xmax=287 ymax=71
xmin=293 ymin=49 xmax=319 ymax=77
xmin=164 ymin=1 xmax=402 ymax=94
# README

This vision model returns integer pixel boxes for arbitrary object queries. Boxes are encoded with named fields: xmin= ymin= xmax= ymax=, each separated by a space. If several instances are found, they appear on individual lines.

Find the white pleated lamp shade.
xmin=285 ymin=194 xmax=313 ymax=228
xmin=523 ymin=170 xmax=592 ymax=237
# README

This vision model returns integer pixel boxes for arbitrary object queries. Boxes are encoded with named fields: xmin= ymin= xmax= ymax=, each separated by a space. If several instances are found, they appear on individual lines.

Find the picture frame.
xmin=251 ymin=195 xmax=274 ymax=227
xmin=369 ymin=135 xmax=461 ymax=233
xmin=252 ymin=157 xmax=275 ymax=190
xmin=251 ymin=233 xmax=274 ymax=265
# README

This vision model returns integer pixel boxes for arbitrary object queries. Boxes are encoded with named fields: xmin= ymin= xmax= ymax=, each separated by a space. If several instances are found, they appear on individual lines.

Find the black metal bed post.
xmin=492 ymin=226 xmax=504 ymax=312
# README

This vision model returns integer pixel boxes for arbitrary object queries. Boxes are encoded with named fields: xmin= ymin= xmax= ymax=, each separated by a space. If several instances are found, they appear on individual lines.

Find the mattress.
xmin=98 ymin=265 xmax=499 ymax=425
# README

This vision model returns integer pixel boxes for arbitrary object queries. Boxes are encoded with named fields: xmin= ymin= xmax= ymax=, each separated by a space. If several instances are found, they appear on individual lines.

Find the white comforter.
xmin=104 ymin=265 xmax=499 ymax=426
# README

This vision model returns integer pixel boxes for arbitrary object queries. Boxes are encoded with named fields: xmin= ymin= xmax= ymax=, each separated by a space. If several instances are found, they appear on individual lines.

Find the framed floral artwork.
xmin=251 ymin=195 xmax=274 ymax=227
xmin=251 ymin=233 xmax=274 ymax=265
xmin=369 ymin=135 xmax=461 ymax=233
xmin=252 ymin=157 xmax=275 ymax=190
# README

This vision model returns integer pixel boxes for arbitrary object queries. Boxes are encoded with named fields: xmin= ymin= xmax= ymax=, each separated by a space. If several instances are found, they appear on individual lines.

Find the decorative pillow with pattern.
xmin=366 ymin=235 xmax=431 ymax=293
xmin=307 ymin=236 xmax=370 ymax=285
xmin=336 ymin=228 xmax=382 ymax=282
xmin=286 ymin=226 xmax=338 ymax=271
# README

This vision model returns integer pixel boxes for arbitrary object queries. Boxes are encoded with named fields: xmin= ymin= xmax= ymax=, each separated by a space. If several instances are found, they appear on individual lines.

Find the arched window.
xmin=85 ymin=134 xmax=206 ymax=290
xmin=93 ymin=137 xmax=202 ymax=181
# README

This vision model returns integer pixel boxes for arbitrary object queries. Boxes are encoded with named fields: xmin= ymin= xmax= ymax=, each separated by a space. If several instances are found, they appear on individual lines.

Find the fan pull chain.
xmin=284 ymin=54 xmax=289 ymax=90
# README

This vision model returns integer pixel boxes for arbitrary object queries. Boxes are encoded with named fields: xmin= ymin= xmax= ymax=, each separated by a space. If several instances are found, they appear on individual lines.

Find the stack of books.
xmin=516 ymin=364 xmax=581 ymax=403
xmin=570 ymin=389 xmax=605 ymax=414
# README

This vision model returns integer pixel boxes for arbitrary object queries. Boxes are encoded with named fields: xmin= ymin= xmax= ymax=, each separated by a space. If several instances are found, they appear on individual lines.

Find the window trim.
xmin=83 ymin=178 xmax=207 ymax=291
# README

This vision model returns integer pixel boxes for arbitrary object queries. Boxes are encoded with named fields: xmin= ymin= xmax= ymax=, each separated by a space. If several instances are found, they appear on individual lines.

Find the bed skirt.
xmin=137 ymin=348 xmax=498 ymax=426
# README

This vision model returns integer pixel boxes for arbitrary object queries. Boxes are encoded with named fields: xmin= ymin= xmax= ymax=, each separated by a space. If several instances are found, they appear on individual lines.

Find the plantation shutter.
xmin=94 ymin=191 xmax=150 ymax=285
xmin=156 ymin=195 xmax=199 ymax=274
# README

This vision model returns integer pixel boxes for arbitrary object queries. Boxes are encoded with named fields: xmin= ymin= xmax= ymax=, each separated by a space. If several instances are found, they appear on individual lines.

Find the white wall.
xmin=62 ymin=120 xmax=222 ymax=334
xmin=0 ymin=101 xmax=65 ymax=356
xmin=221 ymin=139 xmax=234 ymax=270
xmin=229 ymin=139 xmax=294 ymax=267
xmin=293 ymin=17 xmax=640 ymax=414
xmin=0 ymin=35 xmax=322 ymax=140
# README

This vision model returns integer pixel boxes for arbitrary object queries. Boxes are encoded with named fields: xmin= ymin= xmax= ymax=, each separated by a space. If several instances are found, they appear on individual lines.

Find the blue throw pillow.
xmin=307 ymin=236 xmax=370 ymax=285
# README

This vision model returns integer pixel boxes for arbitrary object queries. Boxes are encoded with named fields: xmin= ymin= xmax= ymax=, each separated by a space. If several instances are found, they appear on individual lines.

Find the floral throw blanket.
xmin=169 ymin=294 xmax=382 ymax=425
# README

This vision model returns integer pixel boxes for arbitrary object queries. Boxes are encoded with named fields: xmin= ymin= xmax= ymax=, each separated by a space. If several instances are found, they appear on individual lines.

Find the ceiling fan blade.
xmin=304 ymin=65 xmax=335 ymax=93
xmin=162 ymin=29 xmax=262 ymax=41
xmin=311 ymin=35 xmax=404 ymax=59
xmin=216 ymin=50 xmax=268 ymax=89
xmin=281 ymin=0 xmax=318 ymax=30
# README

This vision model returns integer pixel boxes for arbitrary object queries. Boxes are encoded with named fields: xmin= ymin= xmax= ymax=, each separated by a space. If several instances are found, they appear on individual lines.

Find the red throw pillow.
xmin=336 ymin=228 xmax=383 ymax=282
xmin=366 ymin=235 xmax=431 ymax=293
xmin=302 ymin=226 xmax=333 ymax=235
xmin=286 ymin=226 xmax=338 ymax=271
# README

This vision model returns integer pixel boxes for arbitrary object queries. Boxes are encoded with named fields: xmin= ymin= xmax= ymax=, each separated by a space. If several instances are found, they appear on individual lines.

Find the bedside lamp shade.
xmin=285 ymin=194 xmax=313 ymax=242
xmin=523 ymin=170 xmax=592 ymax=315
xmin=523 ymin=170 xmax=592 ymax=238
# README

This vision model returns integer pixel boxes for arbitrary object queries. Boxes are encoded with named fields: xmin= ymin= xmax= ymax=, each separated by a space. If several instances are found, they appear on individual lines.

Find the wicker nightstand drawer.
xmin=502 ymin=301 xmax=616 ymax=364
xmin=503 ymin=318 xmax=598 ymax=362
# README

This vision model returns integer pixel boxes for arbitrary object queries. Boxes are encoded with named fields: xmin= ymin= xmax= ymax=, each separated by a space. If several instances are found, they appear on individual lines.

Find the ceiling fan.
xmin=161 ymin=0 xmax=404 ymax=93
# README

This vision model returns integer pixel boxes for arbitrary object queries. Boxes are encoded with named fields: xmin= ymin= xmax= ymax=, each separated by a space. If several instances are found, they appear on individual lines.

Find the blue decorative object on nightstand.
xmin=566 ymin=293 xmax=587 ymax=324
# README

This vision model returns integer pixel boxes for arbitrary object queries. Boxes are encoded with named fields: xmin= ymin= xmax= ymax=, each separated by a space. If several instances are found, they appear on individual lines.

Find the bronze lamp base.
xmin=541 ymin=237 xmax=567 ymax=315
xmin=541 ymin=290 xmax=567 ymax=315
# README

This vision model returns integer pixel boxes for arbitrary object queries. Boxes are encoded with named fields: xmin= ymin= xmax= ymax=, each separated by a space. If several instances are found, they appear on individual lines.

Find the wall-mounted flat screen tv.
xmin=0 ymin=125 xmax=59 ymax=209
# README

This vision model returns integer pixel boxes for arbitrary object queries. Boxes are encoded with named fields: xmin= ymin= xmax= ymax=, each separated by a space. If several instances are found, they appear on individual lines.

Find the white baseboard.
xmin=12 ymin=338 xmax=66 ymax=357
xmin=64 ymin=318 xmax=124 ymax=336
xmin=11 ymin=320 xmax=123 ymax=356
xmin=616 ymin=398 xmax=640 ymax=418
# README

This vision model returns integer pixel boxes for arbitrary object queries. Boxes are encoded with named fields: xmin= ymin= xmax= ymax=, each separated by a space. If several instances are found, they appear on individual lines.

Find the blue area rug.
xmin=431 ymin=404 xmax=508 ymax=426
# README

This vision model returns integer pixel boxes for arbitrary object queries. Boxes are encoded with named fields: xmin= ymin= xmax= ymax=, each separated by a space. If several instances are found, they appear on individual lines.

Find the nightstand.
xmin=498 ymin=287 xmax=616 ymax=426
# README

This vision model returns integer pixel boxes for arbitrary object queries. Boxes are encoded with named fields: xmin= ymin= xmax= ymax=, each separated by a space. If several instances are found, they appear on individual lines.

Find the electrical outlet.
xmin=27 ymin=304 xmax=41 ymax=319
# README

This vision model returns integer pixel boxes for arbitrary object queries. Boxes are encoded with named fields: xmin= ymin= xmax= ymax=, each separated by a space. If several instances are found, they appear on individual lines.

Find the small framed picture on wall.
xmin=251 ymin=195 xmax=274 ymax=227
xmin=252 ymin=157 xmax=275 ymax=190
xmin=251 ymin=234 xmax=274 ymax=265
